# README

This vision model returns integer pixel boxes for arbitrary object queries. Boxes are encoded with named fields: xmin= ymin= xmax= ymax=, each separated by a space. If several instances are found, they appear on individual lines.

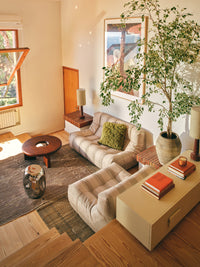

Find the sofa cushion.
xmin=98 ymin=122 xmax=127 ymax=150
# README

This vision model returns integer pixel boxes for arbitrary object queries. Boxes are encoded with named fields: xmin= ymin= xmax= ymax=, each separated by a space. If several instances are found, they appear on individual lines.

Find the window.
xmin=0 ymin=30 xmax=29 ymax=110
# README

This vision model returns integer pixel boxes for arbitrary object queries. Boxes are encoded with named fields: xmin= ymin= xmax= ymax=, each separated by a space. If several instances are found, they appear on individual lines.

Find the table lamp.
xmin=189 ymin=106 xmax=200 ymax=161
xmin=77 ymin=88 xmax=86 ymax=119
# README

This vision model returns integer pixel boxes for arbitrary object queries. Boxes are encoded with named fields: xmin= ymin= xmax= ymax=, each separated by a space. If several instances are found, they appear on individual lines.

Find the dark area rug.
xmin=0 ymin=145 xmax=98 ymax=226
xmin=37 ymin=195 xmax=95 ymax=242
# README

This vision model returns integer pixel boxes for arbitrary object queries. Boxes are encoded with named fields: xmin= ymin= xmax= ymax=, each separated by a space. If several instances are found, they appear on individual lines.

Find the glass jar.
xmin=23 ymin=164 xmax=46 ymax=199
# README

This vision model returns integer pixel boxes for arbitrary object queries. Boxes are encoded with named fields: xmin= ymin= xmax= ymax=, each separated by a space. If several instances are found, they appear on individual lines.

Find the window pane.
xmin=0 ymin=30 xmax=16 ymax=49
xmin=0 ymin=30 xmax=29 ymax=110
xmin=0 ymin=30 xmax=18 ymax=109
xmin=0 ymin=74 xmax=17 ymax=107
xmin=0 ymin=50 xmax=23 ymax=86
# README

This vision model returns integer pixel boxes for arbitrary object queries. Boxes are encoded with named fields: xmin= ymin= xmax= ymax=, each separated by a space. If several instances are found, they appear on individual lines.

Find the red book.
xmin=144 ymin=172 xmax=173 ymax=193
xmin=142 ymin=183 xmax=175 ymax=199
xmin=169 ymin=159 xmax=196 ymax=174
xmin=168 ymin=165 xmax=196 ymax=179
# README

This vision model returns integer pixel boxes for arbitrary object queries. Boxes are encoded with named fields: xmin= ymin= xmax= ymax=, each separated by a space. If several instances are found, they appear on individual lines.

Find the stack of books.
xmin=142 ymin=172 xmax=175 ymax=199
xmin=168 ymin=159 xmax=196 ymax=179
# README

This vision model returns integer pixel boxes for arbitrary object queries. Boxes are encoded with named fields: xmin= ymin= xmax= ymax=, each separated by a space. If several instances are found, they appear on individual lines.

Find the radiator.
xmin=0 ymin=109 xmax=20 ymax=129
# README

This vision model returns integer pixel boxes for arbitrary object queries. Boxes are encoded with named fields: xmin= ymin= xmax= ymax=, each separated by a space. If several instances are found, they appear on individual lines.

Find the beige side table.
xmin=116 ymin=150 xmax=200 ymax=251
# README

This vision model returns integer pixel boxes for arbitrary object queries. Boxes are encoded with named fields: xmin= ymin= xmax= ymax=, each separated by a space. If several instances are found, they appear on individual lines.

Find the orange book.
xmin=168 ymin=165 xmax=196 ymax=178
xmin=144 ymin=172 xmax=173 ymax=193
xmin=142 ymin=183 xmax=175 ymax=199
xmin=169 ymin=159 xmax=196 ymax=174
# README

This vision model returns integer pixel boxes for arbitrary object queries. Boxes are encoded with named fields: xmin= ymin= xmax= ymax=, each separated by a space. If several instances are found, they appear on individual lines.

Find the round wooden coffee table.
xmin=22 ymin=135 xmax=62 ymax=168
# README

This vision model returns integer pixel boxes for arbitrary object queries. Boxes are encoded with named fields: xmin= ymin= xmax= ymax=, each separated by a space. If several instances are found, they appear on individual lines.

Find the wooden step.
xmin=13 ymin=232 xmax=73 ymax=267
xmin=0 ymin=228 xmax=60 ymax=267
xmin=0 ymin=211 xmax=49 ymax=261
xmin=44 ymin=241 xmax=101 ymax=267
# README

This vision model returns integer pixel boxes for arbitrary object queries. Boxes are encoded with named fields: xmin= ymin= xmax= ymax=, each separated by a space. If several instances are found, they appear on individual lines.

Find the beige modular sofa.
xmin=69 ymin=112 xmax=146 ymax=170
xmin=68 ymin=163 xmax=154 ymax=232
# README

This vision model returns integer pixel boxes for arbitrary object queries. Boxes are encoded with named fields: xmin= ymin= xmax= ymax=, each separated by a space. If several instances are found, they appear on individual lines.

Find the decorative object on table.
xmin=190 ymin=106 xmax=200 ymax=161
xmin=23 ymin=165 xmax=46 ymax=199
xmin=156 ymin=132 xmax=181 ymax=165
xmin=178 ymin=156 xmax=187 ymax=167
xmin=168 ymin=158 xmax=196 ymax=180
xmin=77 ymin=88 xmax=86 ymax=119
xmin=100 ymin=0 xmax=200 ymax=165
xmin=141 ymin=172 xmax=175 ymax=199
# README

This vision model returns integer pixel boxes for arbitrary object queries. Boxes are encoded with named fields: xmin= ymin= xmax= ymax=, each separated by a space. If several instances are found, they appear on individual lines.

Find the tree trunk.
xmin=167 ymin=101 xmax=172 ymax=138
xmin=120 ymin=28 xmax=126 ymax=76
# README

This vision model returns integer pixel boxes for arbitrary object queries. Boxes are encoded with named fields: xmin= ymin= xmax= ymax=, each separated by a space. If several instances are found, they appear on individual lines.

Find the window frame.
xmin=0 ymin=29 xmax=29 ymax=111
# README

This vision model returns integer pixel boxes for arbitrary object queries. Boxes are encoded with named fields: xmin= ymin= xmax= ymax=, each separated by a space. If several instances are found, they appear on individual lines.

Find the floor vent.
xmin=0 ymin=109 xmax=20 ymax=129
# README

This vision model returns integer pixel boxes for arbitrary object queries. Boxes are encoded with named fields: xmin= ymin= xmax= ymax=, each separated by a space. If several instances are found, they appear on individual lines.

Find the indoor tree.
xmin=100 ymin=0 xmax=200 ymax=139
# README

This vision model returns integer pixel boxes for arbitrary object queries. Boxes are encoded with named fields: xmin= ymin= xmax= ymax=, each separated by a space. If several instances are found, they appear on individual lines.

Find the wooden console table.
xmin=64 ymin=111 xmax=93 ymax=133
xmin=136 ymin=145 xmax=162 ymax=169
xmin=117 ymin=150 xmax=200 ymax=251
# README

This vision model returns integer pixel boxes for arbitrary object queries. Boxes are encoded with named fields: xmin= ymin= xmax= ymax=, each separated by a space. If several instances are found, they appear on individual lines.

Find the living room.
xmin=0 ymin=0 xmax=200 ymax=265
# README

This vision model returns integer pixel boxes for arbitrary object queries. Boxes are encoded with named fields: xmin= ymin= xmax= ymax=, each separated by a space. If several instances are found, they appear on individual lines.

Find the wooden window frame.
xmin=0 ymin=29 xmax=29 ymax=111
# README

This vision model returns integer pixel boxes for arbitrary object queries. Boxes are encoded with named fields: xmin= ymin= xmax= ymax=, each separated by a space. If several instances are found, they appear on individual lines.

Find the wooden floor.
xmin=85 ymin=207 xmax=200 ymax=266
xmin=0 ymin=130 xmax=200 ymax=266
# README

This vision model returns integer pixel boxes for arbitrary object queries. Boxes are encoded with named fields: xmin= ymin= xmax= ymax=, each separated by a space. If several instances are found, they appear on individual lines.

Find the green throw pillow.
xmin=98 ymin=122 xmax=127 ymax=150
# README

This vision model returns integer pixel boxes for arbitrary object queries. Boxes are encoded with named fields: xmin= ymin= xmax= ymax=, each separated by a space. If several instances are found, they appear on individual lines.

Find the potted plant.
xmin=100 ymin=0 xmax=200 ymax=164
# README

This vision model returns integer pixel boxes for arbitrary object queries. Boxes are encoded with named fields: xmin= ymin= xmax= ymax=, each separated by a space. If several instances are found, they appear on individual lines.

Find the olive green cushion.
xmin=98 ymin=122 xmax=127 ymax=150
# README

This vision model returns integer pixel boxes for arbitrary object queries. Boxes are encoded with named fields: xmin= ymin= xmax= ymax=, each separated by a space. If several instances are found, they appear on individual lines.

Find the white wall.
xmin=61 ymin=0 xmax=200 ymax=150
xmin=0 ymin=0 xmax=63 ymax=136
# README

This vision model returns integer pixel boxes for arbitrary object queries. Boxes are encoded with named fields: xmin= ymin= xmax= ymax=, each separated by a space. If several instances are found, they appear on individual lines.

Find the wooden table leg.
xmin=24 ymin=154 xmax=36 ymax=160
xmin=43 ymin=154 xmax=51 ymax=168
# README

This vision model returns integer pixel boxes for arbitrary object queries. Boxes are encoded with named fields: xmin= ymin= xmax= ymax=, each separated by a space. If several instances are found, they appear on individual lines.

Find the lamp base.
xmin=190 ymin=152 xmax=200 ymax=161
xmin=79 ymin=106 xmax=85 ymax=119
xmin=190 ymin=139 xmax=200 ymax=161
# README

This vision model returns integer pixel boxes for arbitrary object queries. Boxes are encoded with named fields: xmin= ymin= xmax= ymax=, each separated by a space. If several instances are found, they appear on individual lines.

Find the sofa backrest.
xmin=89 ymin=112 xmax=146 ymax=152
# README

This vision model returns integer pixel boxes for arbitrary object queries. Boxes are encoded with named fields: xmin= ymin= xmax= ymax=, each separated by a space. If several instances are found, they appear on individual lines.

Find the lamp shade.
xmin=77 ymin=88 xmax=86 ymax=106
xmin=190 ymin=106 xmax=200 ymax=139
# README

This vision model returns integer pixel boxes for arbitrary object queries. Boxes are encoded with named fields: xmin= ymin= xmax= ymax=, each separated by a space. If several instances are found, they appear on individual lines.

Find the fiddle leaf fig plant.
xmin=100 ymin=0 xmax=200 ymax=138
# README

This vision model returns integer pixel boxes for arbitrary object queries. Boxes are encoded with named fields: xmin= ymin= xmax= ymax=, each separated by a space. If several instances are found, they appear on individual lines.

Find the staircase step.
xmin=13 ymin=232 xmax=73 ymax=267
xmin=44 ymin=241 xmax=101 ymax=267
xmin=0 ymin=227 xmax=60 ymax=267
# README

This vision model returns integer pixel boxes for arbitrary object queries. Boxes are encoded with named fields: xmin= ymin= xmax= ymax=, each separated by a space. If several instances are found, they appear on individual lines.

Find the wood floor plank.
xmin=0 ymin=228 xmax=60 ymax=267
xmin=25 ymin=211 xmax=49 ymax=235
xmin=85 ymin=219 xmax=182 ymax=267
xmin=63 ymin=244 xmax=102 ymax=267
xmin=171 ymin=216 xmax=200 ymax=250
xmin=44 ymin=239 xmax=83 ymax=267
xmin=0 ymin=222 xmax=23 ymax=259
xmin=16 ymin=133 xmax=32 ymax=143
xmin=15 ymin=233 xmax=73 ymax=267
xmin=0 ymin=212 xmax=49 ymax=261
xmin=50 ymin=130 xmax=69 ymax=146
xmin=161 ymin=232 xmax=200 ymax=267
xmin=0 ymin=132 xmax=15 ymax=142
